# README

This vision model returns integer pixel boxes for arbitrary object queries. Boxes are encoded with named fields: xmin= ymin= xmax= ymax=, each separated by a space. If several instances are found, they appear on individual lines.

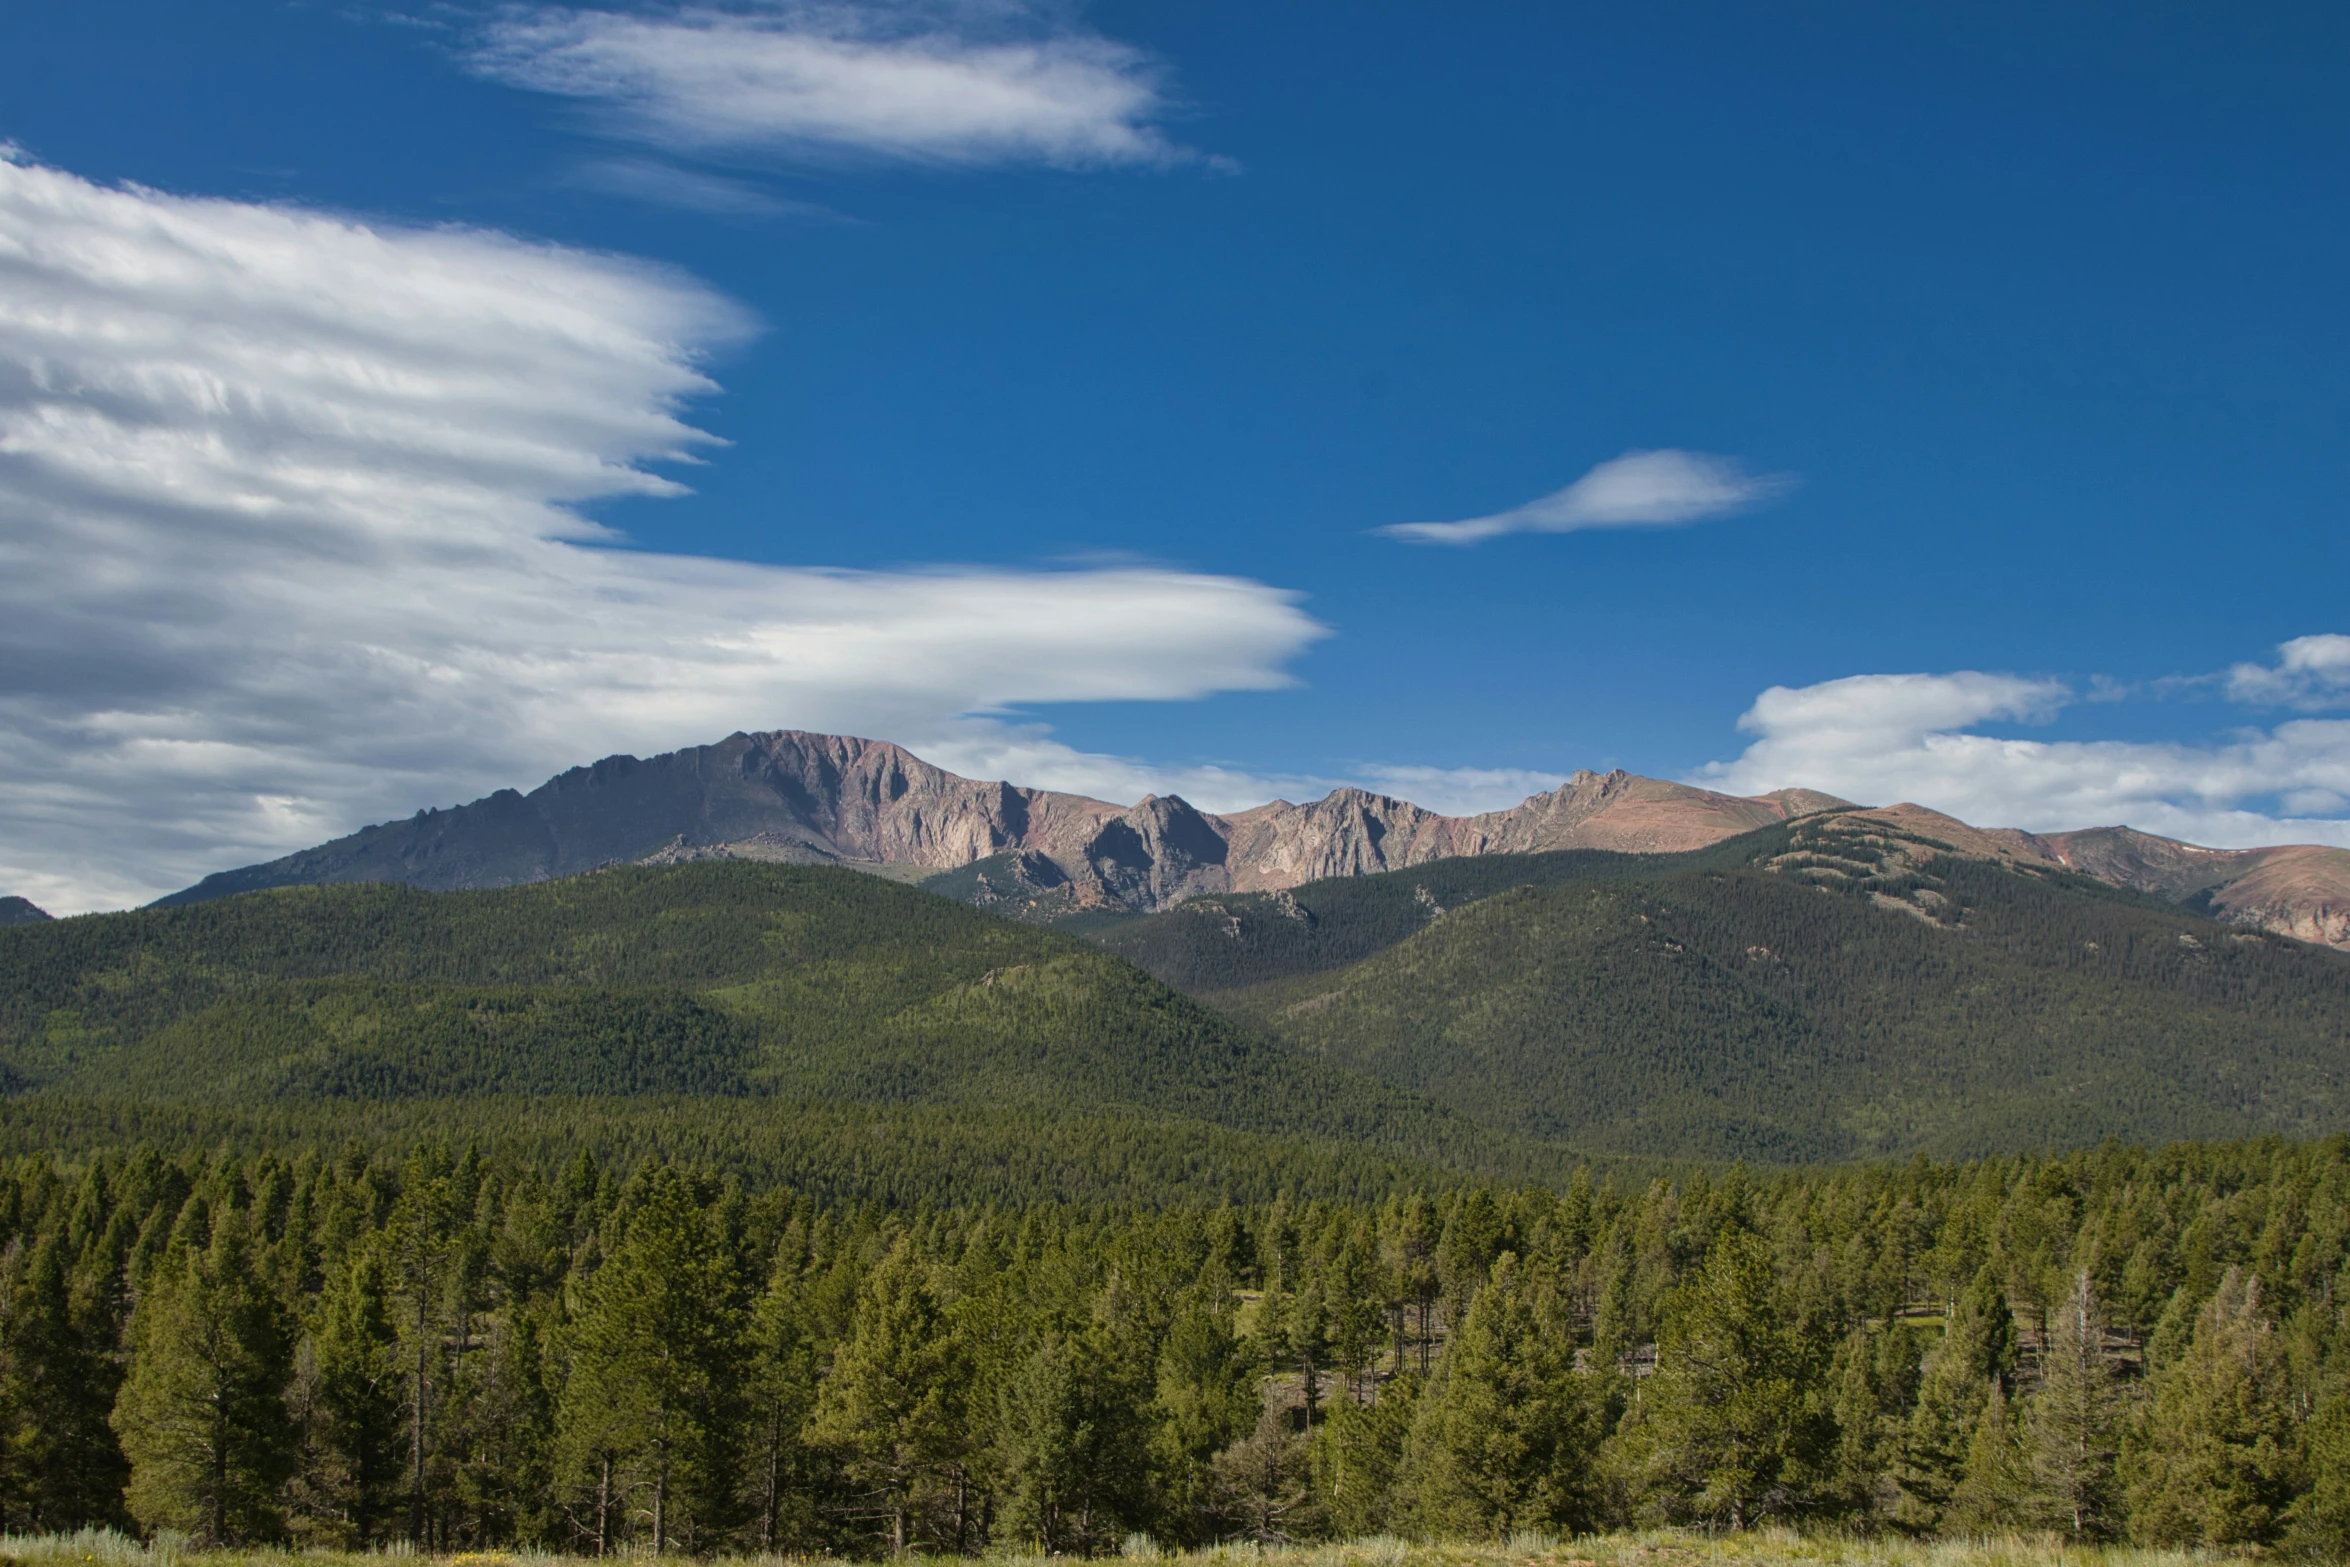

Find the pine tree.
xmin=742 ymin=1258 xmax=816 ymax=1551
xmin=994 ymin=1325 xmax=1148 ymax=1553
xmin=110 ymin=1213 xmax=297 ymax=1544
xmin=1151 ymin=1285 xmax=1256 ymax=1545
xmin=1310 ymin=1371 xmax=1420 ymax=1538
xmin=0 ymin=1231 xmax=129 ymax=1530
xmin=387 ymin=1152 xmax=466 ymax=1544
xmin=287 ymin=1246 xmax=404 ymax=1545
xmin=805 ymin=1236 xmax=970 ymax=1554
xmin=1944 ymin=1381 xmax=2029 ymax=1533
xmin=2125 ymin=1268 xmax=2297 ymax=1545
xmin=1825 ymin=1322 xmax=1920 ymax=1525
xmin=448 ymin=1306 xmax=556 ymax=1547
xmin=1896 ymin=1267 xmax=2014 ymax=1529
xmin=553 ymin=1169 xmax=746 ymax=1554
xmin=1402 ymin=1253 xmax=1603 ymax=1537
xmin=2022 ymin=1268 xmax=2125 ymax=1541
xmin=1614 ymin=1229 xmax=1831 ymax=1529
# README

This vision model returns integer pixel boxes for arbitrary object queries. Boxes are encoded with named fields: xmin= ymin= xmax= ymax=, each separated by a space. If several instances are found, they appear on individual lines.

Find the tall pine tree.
xmin=2125 ymin=1268 xmax=2297 ymax=1546
xmin=110 ymin=1213 xmax=296 ymax=1544
xmin=553 ymin=1169 xmax=747 ymax=1554
xmin=2023 ymin=1268 xmax=2126 ymax=1541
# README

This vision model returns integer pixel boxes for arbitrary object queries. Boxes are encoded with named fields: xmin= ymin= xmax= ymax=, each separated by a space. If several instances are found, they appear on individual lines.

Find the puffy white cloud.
xmin=471 ymin=5 xmax=1193 ymax=169
xmin=0 ymin=159 xmax=1322 ymax=912
xmin=1378 ymin=449 xmax=1794 ymax=546
xmin=1697 ymin=651 xmax=2350 ymax=850
xmin=2227 ymin=632 xmax=2350 ymax=710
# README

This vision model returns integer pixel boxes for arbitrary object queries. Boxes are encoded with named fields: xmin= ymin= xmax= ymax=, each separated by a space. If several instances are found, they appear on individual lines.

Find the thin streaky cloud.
xmin=1380 ymin=448 xmax=1797 ymax=546
xmin=470 ymin=6 xmax=1199 ymax=169
xmin=559 ymin=157 xmax=848 ymax=220
xmin=0 ymin=159 xmax=1321 ymax=913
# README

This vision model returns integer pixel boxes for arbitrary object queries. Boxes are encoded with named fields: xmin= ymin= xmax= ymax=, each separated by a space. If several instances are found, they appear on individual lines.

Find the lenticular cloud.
xmin=0 ymin=159 xmax=1321 ymax=912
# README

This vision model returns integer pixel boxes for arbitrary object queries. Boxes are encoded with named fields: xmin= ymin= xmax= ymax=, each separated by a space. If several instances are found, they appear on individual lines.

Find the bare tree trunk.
xmin=411 ymin=1286 xmax=429 ymax=1543
xmin=596 ymin=1454 xmax=613 ymax=1558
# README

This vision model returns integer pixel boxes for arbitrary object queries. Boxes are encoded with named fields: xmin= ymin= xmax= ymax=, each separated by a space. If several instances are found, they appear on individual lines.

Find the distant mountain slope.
xmin=1113 ymin=815 xmax=2350 ymax=1162
xmin=0 ymin=898 xmax=48 ymax=927
xmin=153 ymin=728 xmax=2350 ymax=947
xmin=4 ymin=861 xmax=1520 ymax=1174
xmin=156 ymin=730 xmax=1838 ymax=913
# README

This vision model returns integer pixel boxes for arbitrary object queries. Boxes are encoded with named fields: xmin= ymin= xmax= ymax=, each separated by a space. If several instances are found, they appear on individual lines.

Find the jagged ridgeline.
xmin=1092 ymin=818 xmax=2350 ymax=1162
xmin=0 ymin=862 xmax=1555 ymax=1202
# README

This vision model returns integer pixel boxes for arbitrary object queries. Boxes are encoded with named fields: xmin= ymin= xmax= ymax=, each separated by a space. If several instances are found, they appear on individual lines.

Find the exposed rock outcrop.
xmin=151 ymin=729 xmax=2350 ymax=950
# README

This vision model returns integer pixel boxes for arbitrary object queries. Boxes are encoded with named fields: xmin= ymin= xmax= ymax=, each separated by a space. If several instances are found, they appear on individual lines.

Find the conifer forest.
xmin=2 ymin=1136 xmax=2347 ymax=1557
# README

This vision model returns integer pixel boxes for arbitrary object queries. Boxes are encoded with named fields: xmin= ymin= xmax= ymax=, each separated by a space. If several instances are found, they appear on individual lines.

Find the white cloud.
xmin=470 ymin=5 xmax=1195 ymax=169
xmin=560 ymin=156 xmax=843 ymax=218
xmin=0 ymin=159 xmax=1321 ymax=912
xmin=1379 ymin=449 xmax=1795 ymax=546
xmin=2227 ymin=632 xmax=2350 ymax=710
xmin=911 ymin=726 xmax=1565 ymax=819
xmin=1697 ymin=653 xmax=2350 ymax=850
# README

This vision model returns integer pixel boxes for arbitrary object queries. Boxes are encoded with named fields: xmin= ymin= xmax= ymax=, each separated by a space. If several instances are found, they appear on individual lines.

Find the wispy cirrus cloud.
xmin=469 ymin=5 xmax=1201 ymax=169
xmin=1379 ymin=449 xmax=1796 ymax=546
xmin=559 ymin=155 xmax=846 ymax=219
xmin=0 ymin=157 xmax=1317 ymax=913
xmin=1695 ymin=639 xmax=2350 ymax=848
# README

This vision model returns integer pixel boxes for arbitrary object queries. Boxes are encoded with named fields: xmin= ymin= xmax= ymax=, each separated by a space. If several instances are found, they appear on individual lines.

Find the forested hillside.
xmin=1099 ymin=821 xmax=2350 ymax=1162
xmin=0 ymin=1137 xmax=2344 ymax=1553
xmin=0 ymin=864 xmax=1536 ymax=1195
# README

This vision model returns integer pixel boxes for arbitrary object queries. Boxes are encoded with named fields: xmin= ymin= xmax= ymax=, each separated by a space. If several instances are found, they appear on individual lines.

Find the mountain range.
xmin=141 ymin=729 xmax=2350 ymax=950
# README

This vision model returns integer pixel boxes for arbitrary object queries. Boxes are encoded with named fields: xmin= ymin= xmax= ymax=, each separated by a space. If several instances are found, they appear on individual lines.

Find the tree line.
xmin=0 ymin=1135 xmax=2346 ymax=1553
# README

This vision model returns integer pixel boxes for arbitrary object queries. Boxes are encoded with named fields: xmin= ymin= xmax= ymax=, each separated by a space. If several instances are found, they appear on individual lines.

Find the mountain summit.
xmin=156 ymin=729 xmax=2350 ymax=947
xmin=158 ymin=731 xmax=1837 ymax=913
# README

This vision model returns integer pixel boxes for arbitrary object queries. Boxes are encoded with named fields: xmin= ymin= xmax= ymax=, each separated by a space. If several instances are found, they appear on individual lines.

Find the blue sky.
xmin=5 ymin=1 xmax=2350 ymax=909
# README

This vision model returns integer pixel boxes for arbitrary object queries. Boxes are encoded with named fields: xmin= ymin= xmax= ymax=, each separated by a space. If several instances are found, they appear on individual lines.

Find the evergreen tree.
xmin=1944 ymin=1381 xmax=2030 ymax=1533
xmin=2290 ymin=1370 xmax=2350 ymax=1553
xmin=1614 ymin=1230 xmax=1831 ymax=1529
xmin=1402 ymin=1254 xmax=1603 ymax=1536
xmin=994 ymin=1325 xmax=1148 ymax=1553
xmin=1310 ymin=1372 xmax=1420 ymax=1538
xmin=1150 ymin=1285 xmax=1256 ymax=1544
xmin=449 ymin=1307 xmax=556 ymax=1547
xmin=287 ymin=1246 xmax=404 ymax=1545
xmin=742 ymin=1258 xmax=817 ymax=1551
xmin=1895 ymin=1267 xmax=2014 ymax=1529
xmin=2125 ymin=1268 xmax=2297 ymax=1546
xmin=386 ymin=1152 xmax=466 ymax=1544
xmin=110 ymin=1214 xmax=297 ymax=1544
xmin=2023 ymin=1268 xmax=2125 ymax=1541
xmin=553 ymin=1169 xmax=746 ymax=1554
xmin=0 ymin=1231 xmax=128 ymax=1530
xmin=1825 ymin=1322 xmax=1920 ymax=1526
xmin=806 ymin=1236 xmax=970 ymax=1554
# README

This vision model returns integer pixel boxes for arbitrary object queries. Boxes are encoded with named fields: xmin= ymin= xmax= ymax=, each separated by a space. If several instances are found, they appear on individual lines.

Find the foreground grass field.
xmin=0 ymin=1533 xmax=2294 ymax=1567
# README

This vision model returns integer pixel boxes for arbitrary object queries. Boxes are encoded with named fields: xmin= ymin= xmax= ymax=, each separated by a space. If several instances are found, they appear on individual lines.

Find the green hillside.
xmin=0 ymin=862 xmax=1541 ymax=1195
xmin=1100 ymin=820 xmax=2350 ymax=1162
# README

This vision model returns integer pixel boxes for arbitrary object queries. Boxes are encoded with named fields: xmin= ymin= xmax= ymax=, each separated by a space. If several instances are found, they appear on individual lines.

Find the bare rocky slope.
xmin=155 ymin=729 xmax=2350 ymax=948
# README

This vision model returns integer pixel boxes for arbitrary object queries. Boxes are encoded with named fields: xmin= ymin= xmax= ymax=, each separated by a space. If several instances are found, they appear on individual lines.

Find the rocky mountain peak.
xmin=149 ymin=729 xmax=2350 ymax=948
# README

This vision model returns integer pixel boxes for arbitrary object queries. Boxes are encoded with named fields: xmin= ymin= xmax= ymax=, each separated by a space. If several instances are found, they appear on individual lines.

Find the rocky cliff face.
xmin=157 ymin=730 xmax=1836 ymax=911
xmin=153 ymin=729 xmax=2350 ymax=950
